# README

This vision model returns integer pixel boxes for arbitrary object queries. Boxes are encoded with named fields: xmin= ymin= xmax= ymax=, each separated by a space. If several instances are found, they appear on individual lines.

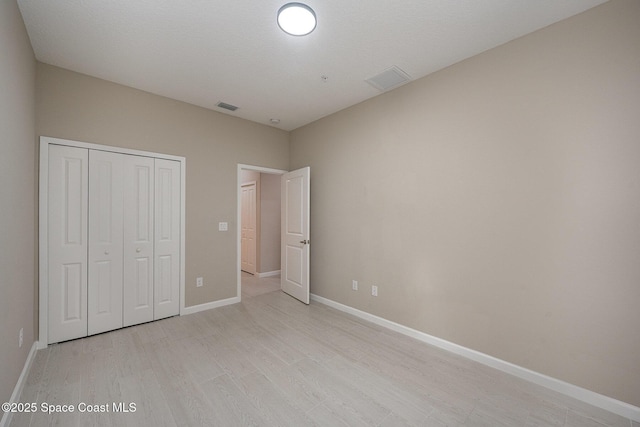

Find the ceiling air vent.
xmin=365 ymin=66 xmax=412 ymax=92
xmin=216 ymin=102 xmax=239 ymax=111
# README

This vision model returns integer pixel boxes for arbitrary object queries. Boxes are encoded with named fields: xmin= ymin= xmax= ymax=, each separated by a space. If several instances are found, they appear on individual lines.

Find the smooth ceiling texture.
xmin=18 ymin=0 xmax=607 ymax=130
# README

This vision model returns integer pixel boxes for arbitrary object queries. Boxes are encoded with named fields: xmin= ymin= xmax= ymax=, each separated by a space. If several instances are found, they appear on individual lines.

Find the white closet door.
xmin=123 ymin=155 xmax=155 ymax=327
xmin=87 ymin=150 xmax=124 ymax=335
xmin=48 ymin=145 xmax=88 ymax=343
xmin=154 ymin=159 xmax=180 ymax=320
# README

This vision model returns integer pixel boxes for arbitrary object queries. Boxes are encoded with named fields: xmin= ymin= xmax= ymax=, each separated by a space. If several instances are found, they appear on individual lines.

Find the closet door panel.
xmin=48 ymin=145 xmax=89 ymax=343
xmin=154 ymin=159 xmax=180 ymax=320
xmin=123 ymin=155 xmax=155 ymax=326
xmin=88 ymin=150 xmax=124 ymax=335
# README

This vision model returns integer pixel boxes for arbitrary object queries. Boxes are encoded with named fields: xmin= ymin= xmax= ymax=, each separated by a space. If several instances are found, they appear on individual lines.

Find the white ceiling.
xmin=18 ymin=0 xmax=607 ymax=131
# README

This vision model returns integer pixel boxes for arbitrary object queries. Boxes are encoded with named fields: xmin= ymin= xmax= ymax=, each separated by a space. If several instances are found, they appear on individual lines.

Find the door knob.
xmin=299 ymin=239 xmax=309 ymax=245
xmin=136 ymin=248 xmax=141 ymax=253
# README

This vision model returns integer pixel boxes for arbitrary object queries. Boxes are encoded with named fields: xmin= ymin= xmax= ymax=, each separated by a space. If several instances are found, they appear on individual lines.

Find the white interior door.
xmin=154 ymin=158 xmax=181 ymax=320
xmin=241 ymin=181 xmax=257 ymax=274
xmin=281 ymin=167 xmax=310 ymax=304
xmin=48 ymin=145 xmax=88 ymax=343
xmin=88 ymin=150 xmax=124 ymax=335
xmin=123 ymin=154 xmax=155 ymax=327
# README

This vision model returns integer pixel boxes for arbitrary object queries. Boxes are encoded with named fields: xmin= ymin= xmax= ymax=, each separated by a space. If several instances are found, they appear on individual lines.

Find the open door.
xmin=281 ymin=167 xmax=310 ymax=304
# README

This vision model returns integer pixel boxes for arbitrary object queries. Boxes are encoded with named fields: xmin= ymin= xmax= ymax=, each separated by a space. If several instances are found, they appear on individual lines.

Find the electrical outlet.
xmin=196 ymin=277 xmax=203 ymax=287
xmin=371 ymin=285 xmax=378 ymax=297
xmin=19 ymin=328 xmax=23 ymax=348
xmin=352 ymin=280 xmax=358 ymax=291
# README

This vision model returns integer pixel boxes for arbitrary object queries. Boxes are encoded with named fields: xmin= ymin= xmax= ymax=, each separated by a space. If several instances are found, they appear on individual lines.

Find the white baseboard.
xmin=310 ymin=293 xmax=640 ymax=422
xmin=257 ymin=270 xmax=281 ymax=278
xmin=1 ymin=342 xmax=38 ymax=427
xmin=181 ymin=296 xmax=240 ymax=316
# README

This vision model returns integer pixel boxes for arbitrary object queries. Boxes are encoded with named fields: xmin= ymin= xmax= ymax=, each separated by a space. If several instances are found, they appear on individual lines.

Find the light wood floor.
xmin=241 ymin=271 xmax=281 ymax=298
xmin=11 ymin=285 xmax=636 ymax=426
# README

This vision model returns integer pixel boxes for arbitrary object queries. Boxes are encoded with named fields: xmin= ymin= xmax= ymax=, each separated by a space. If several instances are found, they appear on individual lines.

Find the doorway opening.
xmin=237 ymin=164 xmax=287 ymax=300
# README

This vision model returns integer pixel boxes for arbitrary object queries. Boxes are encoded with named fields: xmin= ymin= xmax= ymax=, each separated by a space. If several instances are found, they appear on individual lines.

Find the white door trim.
xmin=236 ymin=164 xmax=287 ymax=301
xmin=39 ymin=136 xmax=186 ymax=349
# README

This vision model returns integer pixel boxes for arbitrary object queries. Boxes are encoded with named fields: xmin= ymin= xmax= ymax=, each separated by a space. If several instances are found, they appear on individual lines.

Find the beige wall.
xmin=259 ymin=173 xmax=281 ymax=273
xmin=0 ymin=0 xmax=36 ymax=405
xmin=36 ymin=63 xmax=289 ymax=308
xmin=290 ymin=0 xmax=640 ymax=407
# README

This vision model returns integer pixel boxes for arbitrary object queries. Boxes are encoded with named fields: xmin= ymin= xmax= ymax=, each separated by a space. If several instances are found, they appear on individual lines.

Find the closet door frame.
xmin=39 ymin=136 xmax=186 ymax=349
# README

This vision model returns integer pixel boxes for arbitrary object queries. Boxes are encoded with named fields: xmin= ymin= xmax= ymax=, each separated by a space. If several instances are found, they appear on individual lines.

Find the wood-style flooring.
xmin=241 ymin=271 xmax=281 ymax=298
xmin=10 ymin=281 xmax=637 ymax=426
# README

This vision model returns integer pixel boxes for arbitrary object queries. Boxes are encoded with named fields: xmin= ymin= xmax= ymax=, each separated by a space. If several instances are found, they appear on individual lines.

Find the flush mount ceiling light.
xmin=277 ymin=3 xmax=316 ymax=36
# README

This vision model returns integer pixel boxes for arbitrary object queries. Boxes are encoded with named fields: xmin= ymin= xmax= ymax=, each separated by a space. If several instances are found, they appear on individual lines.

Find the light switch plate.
xmin=218 ymin=222 xmax=228 ymax=231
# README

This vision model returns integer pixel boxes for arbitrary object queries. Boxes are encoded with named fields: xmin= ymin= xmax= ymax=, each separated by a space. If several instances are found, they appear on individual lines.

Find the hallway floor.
xmin=241 ymin=271 xmax=281 ymax=298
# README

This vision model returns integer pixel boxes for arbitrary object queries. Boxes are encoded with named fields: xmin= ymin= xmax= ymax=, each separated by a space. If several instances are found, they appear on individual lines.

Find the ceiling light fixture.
xmin=277 ymin=3 xmax=316 ymax=36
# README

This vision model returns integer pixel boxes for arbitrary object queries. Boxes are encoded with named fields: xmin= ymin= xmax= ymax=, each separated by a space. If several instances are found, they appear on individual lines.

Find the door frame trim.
xmin=39 ymin=136 xmax=186 ymax=349
xmin=237 ymin=164 xmax=287 ymax=301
